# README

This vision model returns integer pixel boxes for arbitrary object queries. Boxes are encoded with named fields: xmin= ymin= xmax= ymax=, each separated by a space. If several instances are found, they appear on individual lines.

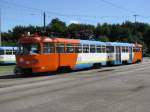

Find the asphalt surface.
xmin=0 ymin=58 xmax=150 ymax=112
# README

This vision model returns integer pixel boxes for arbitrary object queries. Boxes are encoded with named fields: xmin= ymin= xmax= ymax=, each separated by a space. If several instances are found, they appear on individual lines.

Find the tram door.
xmin=116 ymin=46 xmax=121 ymax=63
xmin=129 ymin=47 xmax=132 ymax=62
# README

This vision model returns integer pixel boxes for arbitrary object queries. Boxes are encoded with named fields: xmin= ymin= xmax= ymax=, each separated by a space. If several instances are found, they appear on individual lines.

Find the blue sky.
xmin=1 ymin=0 xmax=150 ymax=32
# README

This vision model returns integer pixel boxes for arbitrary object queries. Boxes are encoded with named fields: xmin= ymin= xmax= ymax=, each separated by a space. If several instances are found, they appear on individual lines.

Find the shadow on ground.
xmin=0 ymin=64 xmax=16 ymax=66
xmin=0 ymin=72 xmax=58 ymax=79
xmin=0 ymin=67 xmax=115 ymax=79
xmin=97 ymin=69 xmax=115 ymax=72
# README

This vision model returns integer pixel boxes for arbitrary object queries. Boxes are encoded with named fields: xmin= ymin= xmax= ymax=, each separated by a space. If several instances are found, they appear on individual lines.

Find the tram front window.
xmin=18 ymin=43 xmax=40 ymax=54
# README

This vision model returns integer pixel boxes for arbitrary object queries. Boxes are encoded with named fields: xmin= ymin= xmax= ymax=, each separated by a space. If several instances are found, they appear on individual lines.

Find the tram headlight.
xmin=26 ymin=61 xmax=30 ymax=65
xmin=19 ymin=58 xmax=24 ymax=63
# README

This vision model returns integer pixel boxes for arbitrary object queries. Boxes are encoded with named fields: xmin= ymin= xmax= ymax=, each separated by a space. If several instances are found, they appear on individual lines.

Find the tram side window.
xmin=0 ymin=50 xmax=4 ymax=55
xmin=66 ymin=44 xmax=74 ymax=53
xmin=134 ymin=48 xmax=137 ymax=52
xmin=136 ymin=48 xmax=140 ymax=52
xmin=56 ymin=43 xmax=65 ymax=53
xmin=122 ymin=46 xmax=126 ymax=52
xmin=13 ymin=49 xmax=17 ymax=55
xmin=106 ymin=46 xmax=109 ymax=53
xmin=126 ymin=46 xmax=129 ymax=52
xmin=106 ymin=46 xmax=114 ymax=53
xmin=31 ymin=44 xmax=40 ymax=54
xmin=133 ymin=47 xmax=140 ymax=52
xmin=83 ymin=44 xmax=89 ymax=53
xmin=90 ymin=45 xmax=96 ymax=53
xmin=140 ymin=48 xmax=142 ymax=52
xmin=110 ymin=46 xmax=114 ymax=53
xmin=75 ymin=44 xmax=82 ymax=53
xmin=43 ymin=43 xmax=55 ymax=53
xmin=102 ymin=46 xmax=106 ymax=53
xmin=133 ymin=47 xmax=135 ymax=52
xmin=96 ymin=45 xmax=101 ymax=53
xmin=6 ymin=50 xmax=12 ymax=55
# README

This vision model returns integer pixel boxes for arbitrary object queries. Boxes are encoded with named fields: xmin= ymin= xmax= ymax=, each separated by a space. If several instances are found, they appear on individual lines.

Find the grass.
xmin=2 ymin=42 xmax=16 ymax=46
xmin=0 ymin=65 xmax=15 ymax=74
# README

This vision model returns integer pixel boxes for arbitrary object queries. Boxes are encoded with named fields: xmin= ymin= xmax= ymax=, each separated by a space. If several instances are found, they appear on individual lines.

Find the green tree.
xmin=68 ymin=23 xmax=95 ymax=39
xmin=48 ymin=18 xmax=67 ymax=37
xmin=96 ymin=35 xmax=109 ymax=42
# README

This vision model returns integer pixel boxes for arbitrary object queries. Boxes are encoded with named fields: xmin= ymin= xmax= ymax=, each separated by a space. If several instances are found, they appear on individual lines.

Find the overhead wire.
xmin=0 ymin=0 xmax=136 ymax=19
xmin=99 ymin=0 xmax=150 ymax=21
xmin=1 ymin=0 xmax=150 ymax=26
xmin=99 ymin=0 xmax=136 ymax=14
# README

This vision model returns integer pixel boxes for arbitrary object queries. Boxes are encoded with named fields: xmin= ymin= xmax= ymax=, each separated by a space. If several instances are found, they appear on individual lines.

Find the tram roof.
xmin=18 ymin=35 xmax=138 ymax=47
xmin=106 ymin=42 xmax=134 ymax=47
xmin=80 ymin=40 xmax=106 ymax=45
xmin=80 ymin=40 xmax=134 ymax=46
xmin=19 ymin=36 xmax=80 ymax=44
xmin=0 ymin=46 xmax=17 ymax=50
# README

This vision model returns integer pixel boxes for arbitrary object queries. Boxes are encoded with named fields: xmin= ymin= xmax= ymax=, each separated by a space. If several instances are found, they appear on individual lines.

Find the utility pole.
xmin=133 ymin=15 xmax=139 ymax=31
xmin=43 ymin=12 xmax=46 ymax=32
xmin=0 ymin=8 xmax=1 ymax=46
xmin=133 ymin=14 xmax=138 ymax=43
xmin=133 ymin=14 xmax=138 ymax=23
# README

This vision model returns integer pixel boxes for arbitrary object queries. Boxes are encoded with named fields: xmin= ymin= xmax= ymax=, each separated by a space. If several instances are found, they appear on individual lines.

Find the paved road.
xmin=0 ymin=58 xmax=150 ymax=112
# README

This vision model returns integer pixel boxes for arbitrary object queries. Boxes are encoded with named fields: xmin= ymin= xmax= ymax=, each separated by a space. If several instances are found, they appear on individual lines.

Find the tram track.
xmin=0 ymin=58 xmax=149 ymax=89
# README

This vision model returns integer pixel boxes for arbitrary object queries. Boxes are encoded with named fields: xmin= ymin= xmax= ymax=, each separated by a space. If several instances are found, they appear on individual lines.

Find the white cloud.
xmin=69 ymin=20 xmax=80 ymax=24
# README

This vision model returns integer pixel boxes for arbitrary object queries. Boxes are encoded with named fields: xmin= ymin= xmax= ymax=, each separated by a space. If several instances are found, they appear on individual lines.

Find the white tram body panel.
xmin=0 ymin=47 xmax=17 ymax=64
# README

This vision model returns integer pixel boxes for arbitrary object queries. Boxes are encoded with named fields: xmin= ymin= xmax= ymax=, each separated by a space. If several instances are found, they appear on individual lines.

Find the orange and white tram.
xmin=14 ymin=35 xmax=142 ymax=74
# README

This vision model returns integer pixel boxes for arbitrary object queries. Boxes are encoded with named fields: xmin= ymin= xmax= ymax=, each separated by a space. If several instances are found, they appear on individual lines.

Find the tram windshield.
xmin=17 ymin=43 xmax=40 ymax=54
